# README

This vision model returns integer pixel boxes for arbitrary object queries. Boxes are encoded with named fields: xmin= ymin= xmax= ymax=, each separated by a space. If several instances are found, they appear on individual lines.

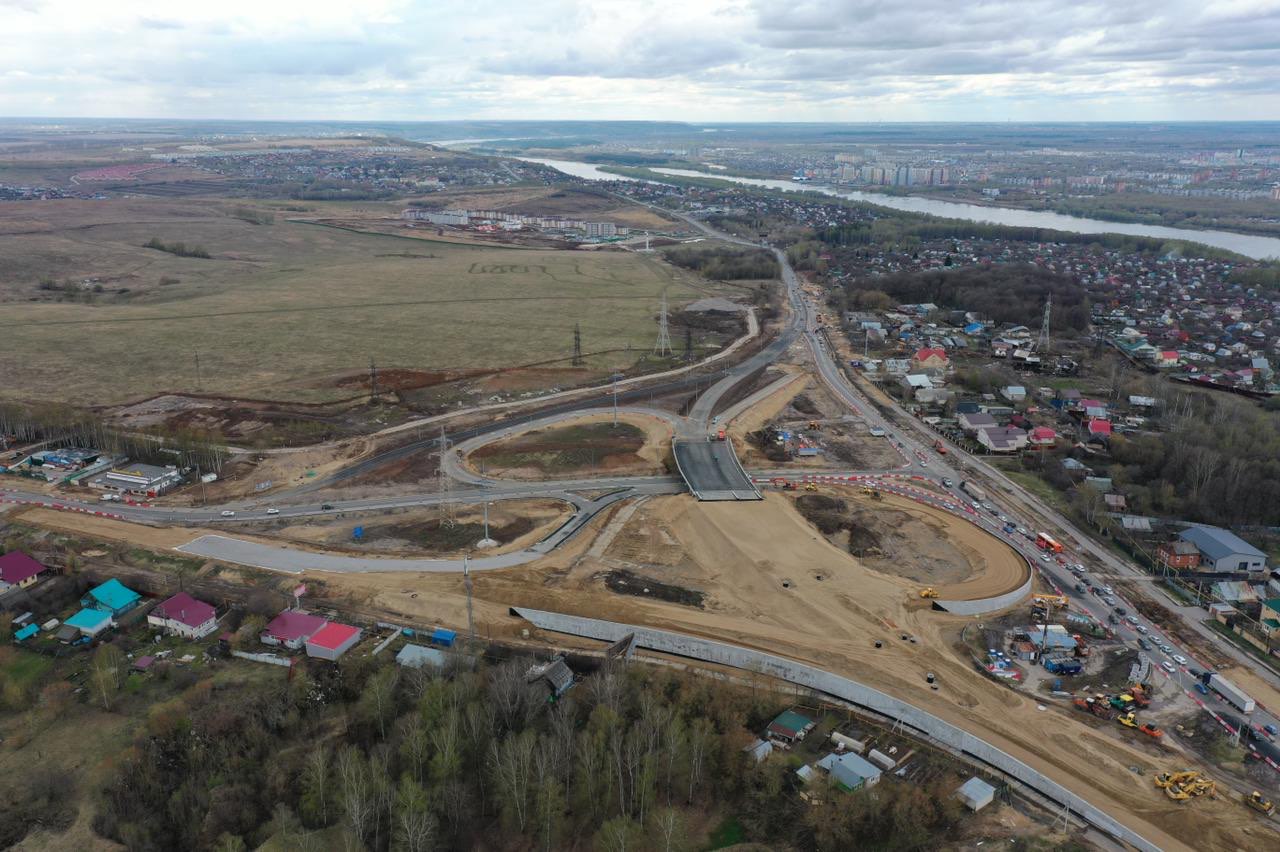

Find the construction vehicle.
xmin=1154 ymin=771 xmax=1216 ymax=801
xmin=770 ymin=477 xmax=796 ymax=491
xmin=918 ymin=587 xmax=939 ymax=599
xmin=1031 ymin=593 xmax=1069 ymax=609
xmin=1109 ymin=694 xmax=1136 ymax=712
xmin=1117 ymin=712 xmax=1139 ymax=729
xmin=1128 ymin=685 xmax=1152 ymax=708
xmin=713 ymin=428 xmax=726 ymax=441
xmin=1072 ymin=635 xmax=1090 ymax=658
xmin=803 ymin=483 xmax=818 ymax=492
xmin=1138 ymin=722 xmax=1163 ymax=739
xmin=808 ymin=420 xmax=820 ymax=430
xmin=1073 ymin=696 xmax=1114 ymax=720
xmin=1246 ymin=791 xmax=1275 ymax=816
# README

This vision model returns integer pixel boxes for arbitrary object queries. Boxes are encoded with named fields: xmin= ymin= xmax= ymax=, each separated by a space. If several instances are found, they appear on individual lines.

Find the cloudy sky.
xmin=2 ymin=0 xmax=1277 ymax=121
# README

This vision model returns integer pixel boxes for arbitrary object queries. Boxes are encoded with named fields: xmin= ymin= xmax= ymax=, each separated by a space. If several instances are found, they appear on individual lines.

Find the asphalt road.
xmin=671 ymin=438 xmax=760 ymax=500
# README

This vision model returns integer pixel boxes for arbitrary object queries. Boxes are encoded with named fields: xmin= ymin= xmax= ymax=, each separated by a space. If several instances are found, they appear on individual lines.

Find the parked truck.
xmin=961 ymin=481 xmax=986 ymax=502
xmin=1202 ymin=672 xmax=1256 ymax=713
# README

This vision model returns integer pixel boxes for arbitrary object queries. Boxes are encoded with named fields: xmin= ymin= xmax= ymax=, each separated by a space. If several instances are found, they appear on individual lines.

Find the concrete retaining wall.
xmin=511 ymin=606 xmax=1158 ymax=852
xmin=935 ymin=570 xmax=1034 ymax=616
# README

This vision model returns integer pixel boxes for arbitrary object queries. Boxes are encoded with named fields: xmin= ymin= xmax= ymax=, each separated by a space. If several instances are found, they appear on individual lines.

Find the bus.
xmin=1035 ymin=532 xmax=1064 ymax=553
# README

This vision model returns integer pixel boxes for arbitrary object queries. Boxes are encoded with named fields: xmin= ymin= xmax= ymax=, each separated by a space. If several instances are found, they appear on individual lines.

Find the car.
xmin=1160 ymin=644 xmax=1173 ymax=654
xmin=266 ymin=508 xmax=279 ymax=515
xmin=919 ymin=461 xmax=928 ymax=468
xmin=999 ymin=514 xmax=1009 ymax=523
xmin=1114 ymin=606 xmax=1127 ymax=615
xmin=220 ymin=510 xmax=235 ymax=517
xmin=1040 ymin=554 xmax=1051 ymax=563
xmin=1160 ymin=661 xmax=1176 ymax=673
xmin=942 ymin=478 xmax=953 ymax=487
xmin=1138 ymin=638 xmax=1151 ymax=650
xmin=1266 ymin=723 xmax=1278 ymax=737
xmin=1189 ymin=667 xmax=1203 ymax=678
xmin=1172 ymin=654 xmax=1187 ymax=666
xmin=321 ymin=503 xmax=334 ymax=511
xmin=1194 ymin=682 xmax=1209 ymax=695
xmin=1103 ymin=586 xmax=1115 ymax=595
xmin=1136 ymin=625 xmax=1148 ymax=634
xmin=1125 ymin=615 xmax=1139 ymax=625
xmin=971 ymin=500 xmax=981 ymax=509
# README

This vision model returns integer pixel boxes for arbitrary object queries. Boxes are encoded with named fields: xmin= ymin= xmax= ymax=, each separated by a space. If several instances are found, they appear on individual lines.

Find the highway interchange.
xmin=4 ymin=194 xmax=1280 ymax=771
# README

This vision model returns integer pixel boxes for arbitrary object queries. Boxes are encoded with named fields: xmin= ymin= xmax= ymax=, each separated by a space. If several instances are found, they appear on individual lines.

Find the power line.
xmin=1036 ymin=293 xmax=1052 ymax=355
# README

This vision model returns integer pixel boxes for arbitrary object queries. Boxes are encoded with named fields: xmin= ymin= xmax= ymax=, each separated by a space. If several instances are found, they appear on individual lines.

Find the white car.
xmin=220 ymin=510 xmax=235 ymax=517
xmin=1103 ymin=586 xmax=1115 ymax=595
xmin=1135 ymin=625 xmax=1147 ymax=634
xmin=1040 ymin=554 xmax=1051 ymax=563
xmin=266 ymin=508 xmax=280 ymax=515
xmin=1172 ymin=654 xmax=1187 ymax=666
xmin=1160 ymin=661 xmax=1176 ymax=673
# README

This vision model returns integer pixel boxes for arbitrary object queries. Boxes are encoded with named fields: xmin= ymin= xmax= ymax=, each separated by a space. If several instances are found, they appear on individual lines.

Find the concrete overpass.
xmin=671 ymin=438 xmax=760 ymax=501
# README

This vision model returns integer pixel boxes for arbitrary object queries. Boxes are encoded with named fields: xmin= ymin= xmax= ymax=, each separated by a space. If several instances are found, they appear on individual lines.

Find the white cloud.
xmin=0 ymin=0 xmax=1276 ymax=120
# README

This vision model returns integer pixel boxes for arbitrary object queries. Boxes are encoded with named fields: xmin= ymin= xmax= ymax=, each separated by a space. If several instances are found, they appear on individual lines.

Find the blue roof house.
xmin=66 ymin=608 xmax=113 ymax=637
xmin=1179 ymin=526 xmax=1267 ymax=573
xmin=817 ymin=751 xmax=883 ymax=791
xmin=83 ymin=578 xmax=141 ymax=615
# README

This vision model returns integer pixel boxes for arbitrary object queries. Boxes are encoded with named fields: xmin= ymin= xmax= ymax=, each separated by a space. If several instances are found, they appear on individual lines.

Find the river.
xmin=516 ymin=157 xmax=1280 ymax=260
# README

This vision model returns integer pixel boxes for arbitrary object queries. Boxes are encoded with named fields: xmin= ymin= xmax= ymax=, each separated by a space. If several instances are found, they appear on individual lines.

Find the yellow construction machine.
xmin=1031 ymin=593 xmax=1070 ymax=609
xmin=1246 ymin=790 xmax=1275 ymax=816
xmin=918 ymin=587 xmax=939 ymax=599
xmin=1154 ymin=771 xmax=1216 ymax=801
xmin=803 ymin=483 xmax=818 ymax=492
xmin=1117 ymin=712 xmax=1139 ymax=729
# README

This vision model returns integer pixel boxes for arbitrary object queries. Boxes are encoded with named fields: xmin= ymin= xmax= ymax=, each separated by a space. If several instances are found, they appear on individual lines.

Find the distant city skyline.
xmin=2 ymin=0 xmax=1278 ymax=122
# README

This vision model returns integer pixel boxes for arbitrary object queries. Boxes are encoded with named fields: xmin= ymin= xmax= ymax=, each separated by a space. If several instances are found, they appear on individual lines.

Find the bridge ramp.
xmin=672 ymin=438 xmax=761 ymax=501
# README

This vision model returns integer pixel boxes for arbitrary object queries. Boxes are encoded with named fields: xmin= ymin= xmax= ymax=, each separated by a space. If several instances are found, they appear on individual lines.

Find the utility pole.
xmin=437 ymin=427 xmax=455 ymax=527
xmin=194 ymin=351 xmax=202 ymax=391
xmin=572 ymin=323 xmax=584 ymax=366
xmin=463 ymin=554 xmax=475 ymax=643
xmin=369 ymin=357 xmax=378 ymax=401
xmin=653 ymin=292 xmax=673 ymax=357
xmin=684 ymin=325 xmax=693 ymax=362
xmin=612 ymin=373 xmax=619 ymax=428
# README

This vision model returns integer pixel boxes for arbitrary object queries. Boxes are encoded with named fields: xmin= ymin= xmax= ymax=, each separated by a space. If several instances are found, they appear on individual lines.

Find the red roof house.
xmin=911 ymin=347 xmax=949 ymax=371
xmin=1157 ymin=350 xmax=1180 ymax=367
xmin=261 ymin=610 xmax=328 ymax=650
xmin=1087 ymin=419 xmax=1112 ymax=438
xmin=0 ymin=551 xmax=48 ymax=590
xmin=1029 ymin=427 xmax=1057 ymax=446
xmin=305 ymin=622 xmax=363 ymax=661
xmin=148 ymin=592 xmax=218 ymax=639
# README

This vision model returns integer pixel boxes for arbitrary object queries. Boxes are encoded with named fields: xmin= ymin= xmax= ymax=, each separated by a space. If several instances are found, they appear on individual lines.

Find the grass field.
xmin=0 ymin=199 xmax=712 ymax=405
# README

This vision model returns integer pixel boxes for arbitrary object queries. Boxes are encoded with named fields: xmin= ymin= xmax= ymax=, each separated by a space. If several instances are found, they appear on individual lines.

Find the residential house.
xmin=767 ymin=709 xmax=816 ymax=744
xmin=958 ymin=412 xmax=998 ymax=434
xmin=1002 ymin=385 xmax=1027 ymax=402
xmin=744 ymin=739 xmax=773 ymax=764
xmin=1156 ymin=350 xmax=1180 ymax=368
xmin=816 ymin=751 xmax=882 ymax=791
xmin=83 ymin=578 xmax=141 ymax=616
xmin=148 ymin=592 xmax=218 ymax=639
xmin=1029 ymin=426 xmax=1057 ymax=447
xmin=978 ymin=427 xmax=1027 ymax=453
xmin=261 ymin=610 xmax=328 ymax=650
xmin=1178 ymin=526 xmax=1267 ymax=573
xmin=1104 ymin=493 xmax=1127 ymax=511
xmin=396 ymin=644 xmax=449 ymax=669
xmin=1086 ymin=419 xmax=1112 ymax=440
xmin=911 ymin=347 xmax=949 ymax=374
xmin=1156 ymin=540 xmax=1201 ymax=570
xmin=956 ymin=777 xmax=997 ymax=812
xmin=899 ymin=373 xmax=933 ymax=401
xmin=1260 ymin=598 xmax=1280 ymax=638
xmin=0 ymin=551 xmax=50 ymax=591
xmin=883 ymin=358 xmax=911 ymax=376
xmin=526 ymin=656 xmax=575 ymax=698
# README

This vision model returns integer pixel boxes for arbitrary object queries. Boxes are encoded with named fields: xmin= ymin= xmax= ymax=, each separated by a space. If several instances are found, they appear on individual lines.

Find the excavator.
xmin=918 ymin=587 xmax=939 ymax=599
xmin=859 ymin=486 xmax=883 ymax=500
xmin=1246 ymin=790 xmax=1276 ymax=816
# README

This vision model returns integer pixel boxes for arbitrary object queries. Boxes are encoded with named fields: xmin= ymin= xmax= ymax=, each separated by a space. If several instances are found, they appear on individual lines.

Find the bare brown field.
xmin=0 ymin=198 xmax=716 ymax=405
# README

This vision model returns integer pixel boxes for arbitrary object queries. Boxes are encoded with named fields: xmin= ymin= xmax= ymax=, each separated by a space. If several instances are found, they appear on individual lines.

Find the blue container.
xmin=432 ymin=628 xmax=457 ymax=647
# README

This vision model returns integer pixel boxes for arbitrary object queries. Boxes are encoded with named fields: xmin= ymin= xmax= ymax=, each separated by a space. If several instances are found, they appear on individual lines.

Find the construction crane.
xmin=1031 ymin=593 xmax=1070 ymax=609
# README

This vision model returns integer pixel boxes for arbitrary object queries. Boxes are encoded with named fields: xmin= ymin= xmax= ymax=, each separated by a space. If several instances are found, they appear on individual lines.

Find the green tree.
xmin=594 ymin=816 xmax=645 ymax=852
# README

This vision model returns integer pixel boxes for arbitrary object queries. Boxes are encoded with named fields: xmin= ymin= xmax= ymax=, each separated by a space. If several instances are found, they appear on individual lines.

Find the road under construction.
xmin=4 ymin=204 xmax=1278 ymax=851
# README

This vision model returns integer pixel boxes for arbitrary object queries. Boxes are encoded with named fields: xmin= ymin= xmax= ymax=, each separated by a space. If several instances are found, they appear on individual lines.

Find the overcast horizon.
xmin=3 ymin=0 xmax=1278 ymax=122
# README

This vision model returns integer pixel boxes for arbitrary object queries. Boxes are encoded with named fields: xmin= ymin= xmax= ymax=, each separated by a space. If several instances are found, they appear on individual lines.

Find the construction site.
xmin=4 ymin=189 xmax=1280 ymax=852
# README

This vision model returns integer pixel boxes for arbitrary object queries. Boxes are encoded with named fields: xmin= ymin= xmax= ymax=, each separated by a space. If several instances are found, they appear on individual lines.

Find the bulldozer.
xmin=859 ymin=486 xmax=883 ymax=500
xmin=918 ymin=587 xmax=939 ymax=599
xmin=1154 ymin=771 xmax=1216 ymax=801
xmin=1246 ymin=790 xmax=1276 ymax=816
